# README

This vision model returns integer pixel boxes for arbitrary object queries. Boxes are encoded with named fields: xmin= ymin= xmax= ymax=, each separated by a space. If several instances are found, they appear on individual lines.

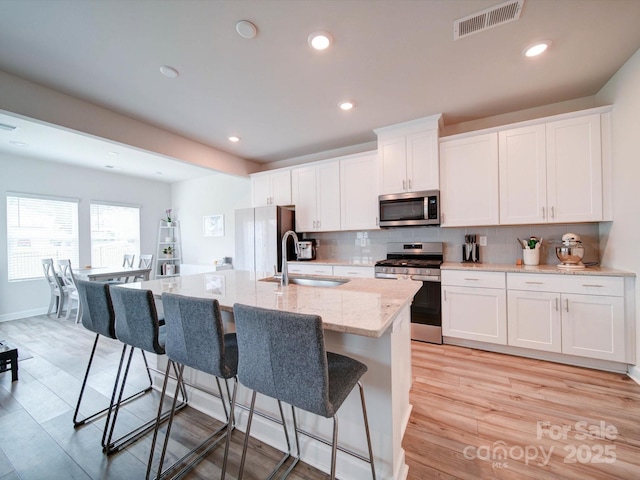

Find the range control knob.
xmin=403 ymin=268 xmax=409 ymax=274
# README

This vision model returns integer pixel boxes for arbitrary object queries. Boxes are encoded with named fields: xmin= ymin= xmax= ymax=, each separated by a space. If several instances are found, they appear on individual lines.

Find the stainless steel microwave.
xmin=378 ymin=190 xmax=440 ymax=227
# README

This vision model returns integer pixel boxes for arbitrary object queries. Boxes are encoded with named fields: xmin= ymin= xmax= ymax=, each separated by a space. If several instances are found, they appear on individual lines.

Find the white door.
xmin=406 ymin=129 xmax=439 ymax=192
xmin=546 ymin=114 xmax=603 ymax=223
xmin=291 ymin=166 xmax=318 ymax=232
xmin=341 ymin=153 xmax=379 ymax=230
xmin=442 ymin=285 xmax=507 ymax=344
xmin=378 ymin=136 xmax=407 ymax=194
xmin=507 ymin=290 xmax=562 ymax=352
xmin=561 ymin=294 xmax=625 ymax=362
xmin=439 ymin=133 xmax=499 ymax=227
xmin=499 ymin=124 xmax=547 ymax=225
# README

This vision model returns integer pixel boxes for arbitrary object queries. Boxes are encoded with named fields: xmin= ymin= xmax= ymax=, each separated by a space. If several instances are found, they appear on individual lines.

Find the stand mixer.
xmin=555 ymin=233 xmax=585 ymax=269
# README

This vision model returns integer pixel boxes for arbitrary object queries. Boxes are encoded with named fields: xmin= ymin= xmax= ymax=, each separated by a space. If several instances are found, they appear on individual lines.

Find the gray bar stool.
xmin=73 ymin=280 xmax=153 ymax=427
xmin=146 ymin=293 xmax=238 ymax=480
xmin=231 ymin=303 xmax=376 ymax=480
xmin=106 ymin=287 xmax=187 ymax=455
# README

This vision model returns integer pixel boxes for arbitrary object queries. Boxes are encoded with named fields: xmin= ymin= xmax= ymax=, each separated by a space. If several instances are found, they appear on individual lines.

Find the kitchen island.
xmin=124 ymin=270 xmax=421 ymax=480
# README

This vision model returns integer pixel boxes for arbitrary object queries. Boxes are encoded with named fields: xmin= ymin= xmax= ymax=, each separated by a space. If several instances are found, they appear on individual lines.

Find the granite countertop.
xmin=123 ymin=270 xmax=421 ymax=338
xmin=442 ymin=262 xmax=635 ymax=277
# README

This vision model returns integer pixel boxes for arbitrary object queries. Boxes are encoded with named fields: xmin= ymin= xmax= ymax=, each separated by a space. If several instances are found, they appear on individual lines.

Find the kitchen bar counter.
xmin=442 ymin=262 xmax=635 ymax=277
xmin=123 ymin=270 xmax=420 ymax=479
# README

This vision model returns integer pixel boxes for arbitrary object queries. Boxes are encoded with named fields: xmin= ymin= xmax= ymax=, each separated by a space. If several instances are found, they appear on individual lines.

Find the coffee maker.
xmin=296 ymin=239 xmax=317 ymax=260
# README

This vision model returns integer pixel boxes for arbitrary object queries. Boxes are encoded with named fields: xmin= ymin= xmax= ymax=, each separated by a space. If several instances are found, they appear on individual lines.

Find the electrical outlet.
xmin=479 ymin=236 xmax=487 ymax=246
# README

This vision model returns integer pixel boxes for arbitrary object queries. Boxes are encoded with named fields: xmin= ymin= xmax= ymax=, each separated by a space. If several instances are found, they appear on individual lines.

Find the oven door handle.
xmin=375 ymin=273 xmax=398 ymax=279
xmin=411 ymin=275 xmax=441 ymax=282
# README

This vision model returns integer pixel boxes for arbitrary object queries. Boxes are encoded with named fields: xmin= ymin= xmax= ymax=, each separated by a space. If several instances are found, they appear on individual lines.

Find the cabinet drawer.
xmin=287 ymin=263 xmax=333 ymax=276
xmin=442 ymin=270 xmax=505 ymax=289
xmin=507 ymin=273 xmax=623 ymax=296
xmin=333 ymin=265 xmax=374 ymax=278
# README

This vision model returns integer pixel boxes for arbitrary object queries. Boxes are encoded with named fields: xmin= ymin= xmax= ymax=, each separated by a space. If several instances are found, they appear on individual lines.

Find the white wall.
xmin=171 ymin=174 xmax=252 ymax=266
xmin=595 ymin=47 xmax=640 ymax=375
xmin=0 ymin=152 xmax=171 ymax=321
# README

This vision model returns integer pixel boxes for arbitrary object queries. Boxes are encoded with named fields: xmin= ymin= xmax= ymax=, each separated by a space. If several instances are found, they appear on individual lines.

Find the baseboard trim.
xmin=627 ymin=365 xmax=640 ymax=386
xmin=0 ymin=307 xmax=48 ymax=322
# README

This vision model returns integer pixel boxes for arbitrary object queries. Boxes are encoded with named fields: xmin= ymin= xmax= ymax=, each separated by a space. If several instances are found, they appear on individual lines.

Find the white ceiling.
xmin=1 ymin=0 xmax=640 ymax=182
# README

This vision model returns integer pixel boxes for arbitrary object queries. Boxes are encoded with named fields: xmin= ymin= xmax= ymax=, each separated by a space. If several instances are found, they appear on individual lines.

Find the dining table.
xmin=75 ymin=265 xmax=152 ymax=282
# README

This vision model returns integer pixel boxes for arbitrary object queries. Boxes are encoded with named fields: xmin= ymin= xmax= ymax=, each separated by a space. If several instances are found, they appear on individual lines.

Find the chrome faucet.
xmin=281 ymin=230 xmax=299 ymax=286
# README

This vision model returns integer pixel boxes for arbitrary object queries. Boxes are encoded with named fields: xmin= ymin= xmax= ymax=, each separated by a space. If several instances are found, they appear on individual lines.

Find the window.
xmin=6 ymin=193 xmax=79 ymax=281
xmin=90 ymin=203 xmax=140 ymax=267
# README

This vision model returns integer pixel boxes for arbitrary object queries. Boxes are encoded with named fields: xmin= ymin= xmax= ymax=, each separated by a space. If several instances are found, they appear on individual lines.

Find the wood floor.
xmin=1 ymin=314 xmax=640 ymax=479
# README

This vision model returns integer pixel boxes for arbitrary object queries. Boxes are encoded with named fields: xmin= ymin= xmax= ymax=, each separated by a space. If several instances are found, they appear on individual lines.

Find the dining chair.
xmin=42 ymin=258 xmax=65 ymax=318
xmin=105 ymin=254 xmax=136 ymax=284
xmin=231 ymin=303 xmax=376 ymax=480
xmin=57 ymin=259 xmax=81 ymax=322
xmin=134 ymin=254 xmax=153 ymax=282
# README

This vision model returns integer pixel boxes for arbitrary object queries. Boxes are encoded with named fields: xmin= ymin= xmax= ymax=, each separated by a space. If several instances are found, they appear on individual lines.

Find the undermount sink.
xmin=260 ymin=276 xmax=350 ymax=287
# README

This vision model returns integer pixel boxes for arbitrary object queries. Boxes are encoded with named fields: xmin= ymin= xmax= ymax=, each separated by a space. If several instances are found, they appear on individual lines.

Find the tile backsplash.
xmin=305 ymin=223 xmax=601 ymax=266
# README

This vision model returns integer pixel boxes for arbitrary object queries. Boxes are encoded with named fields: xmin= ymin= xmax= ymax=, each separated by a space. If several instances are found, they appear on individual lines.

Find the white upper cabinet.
xmin=499 ymin=124 xmax=547 ymax=224
xmin=439 ymin=133 xmax=500 ymax=227
xmin=340 ymin=151 xmax=379 ymax=231
xmin=546 ymin=114 xmax=603 ymax=223
xmin=251 ymin=170 xmax=292 ymax=207
xmin=375 ymin=114 xmax=441 ymax=195
xmin=499 ymin=114 xmax=603 ymax=225
xmin=291 ymin=160 xmax=341 ymax=232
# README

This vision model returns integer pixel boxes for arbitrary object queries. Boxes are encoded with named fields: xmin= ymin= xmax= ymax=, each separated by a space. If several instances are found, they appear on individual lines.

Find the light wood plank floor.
xmin=2 ymin=314 xmax=640 ymax=479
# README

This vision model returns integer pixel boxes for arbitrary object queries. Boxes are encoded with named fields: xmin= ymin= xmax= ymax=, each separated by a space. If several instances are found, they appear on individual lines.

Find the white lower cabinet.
xmin=507 ymin=290 xmax=562 ymax=352
xmin=442 ymin=271 xmax=507 ymax=345
xmin=287 ymin=263 xmax=333 ymax=276
xmin=561 ymin=293 xmax=625 ymax=362
xmin=506 ymin=273 xmax=627 ymax=362
xmin=333 ymin=265 xmax=375 ymax=278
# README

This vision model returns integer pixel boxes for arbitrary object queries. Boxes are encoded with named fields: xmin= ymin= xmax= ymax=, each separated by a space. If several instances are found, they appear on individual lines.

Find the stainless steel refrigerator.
xmin=234 ymin=206 xmax=295 ymax=277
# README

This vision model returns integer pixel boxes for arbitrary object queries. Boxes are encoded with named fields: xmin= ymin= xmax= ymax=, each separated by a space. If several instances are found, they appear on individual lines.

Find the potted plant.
xmin=163 ymin=246 xmax=173 ymax=258
xmin=164 ymin=208 xmax=173 ymax=227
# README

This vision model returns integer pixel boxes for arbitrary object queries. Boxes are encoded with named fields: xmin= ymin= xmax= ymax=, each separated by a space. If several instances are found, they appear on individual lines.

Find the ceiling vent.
xmin=454 ymin=0 xmax=524 ymax=40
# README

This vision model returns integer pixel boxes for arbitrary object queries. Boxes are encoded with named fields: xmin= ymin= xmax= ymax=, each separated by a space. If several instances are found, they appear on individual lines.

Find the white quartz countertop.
xmin=442 ymin=262 xmax=635 ymax=277
xmin=123 ymin=270 xmax=421 ymax=337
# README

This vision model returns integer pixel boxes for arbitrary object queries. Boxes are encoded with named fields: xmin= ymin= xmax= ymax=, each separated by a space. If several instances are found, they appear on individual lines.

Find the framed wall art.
xmin=203 ymin=214 xmax=224 ymax=237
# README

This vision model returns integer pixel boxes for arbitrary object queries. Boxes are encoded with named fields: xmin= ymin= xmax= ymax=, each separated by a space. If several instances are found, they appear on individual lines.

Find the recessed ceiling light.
xmin=236 ymin=20 xmax=257 ymax=39
xmin=308 ymin=31 xmax=333 ymax=51
xmin=339 ymin=101 xmax=355 ymax=111
xmin=108 ymin=151 xmax=120 ymax=156
xmin=159 ymin=65 xmax=180 ymax=78
xmin=524 ymin=41 xmax=551 ymax=57
xmin=104 ymin=165 xmax=116 ymax=169
xmin=228 ymin=136 xmax=240 ymax=143
xmin=9 ymin=140 xmax=27 ymax=147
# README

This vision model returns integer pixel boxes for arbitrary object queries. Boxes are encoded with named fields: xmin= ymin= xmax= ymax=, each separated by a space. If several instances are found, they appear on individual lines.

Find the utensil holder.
xmin=523 ymin=248 xmax=540 ymax=266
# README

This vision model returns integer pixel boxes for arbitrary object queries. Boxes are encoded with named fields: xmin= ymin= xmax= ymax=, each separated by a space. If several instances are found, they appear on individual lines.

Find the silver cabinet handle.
xmin=555 ymin=298 xmax=559 ymax=311
xmin=402 ymin=179 xmax=406 ymax=190
xmin=551 ymin=206 xmax=555 ymax=219
xmin=464 ymin=278 xmax=479 ymax=281
xmin=565 ymin=298 xmax=569 ymax=312
xmin=582 ymin=284 xmax=604 ymax=287
xmin=542 ymin=206 xmax=546 ymax=219
xmin=408 ymin=178 xmax=412 ymax=190
xmin=525 ymin=281 xmax=544 ymax=285
xmin=444 ymin=290 xmax=447 ymax=301
xmin=317 ymin=220 xmax=321 ymax=229
xmin=376 ymin=216 xmax=379 ymax=226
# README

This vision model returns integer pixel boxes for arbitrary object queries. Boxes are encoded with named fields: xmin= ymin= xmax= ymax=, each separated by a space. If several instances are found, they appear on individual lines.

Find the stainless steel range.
xmin=375 ymin=242 xmax=443 ymax=344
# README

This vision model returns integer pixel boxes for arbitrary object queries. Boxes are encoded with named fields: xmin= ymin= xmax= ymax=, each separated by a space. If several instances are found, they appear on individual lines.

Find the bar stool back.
xmin=232 ymin=303 xmax=376 ymax=480
xmin=73 ymin=280 xmax=153 ymax=427
xmin=146 ymin=293 xmax=238 ymax=480
xmin=106 ymin=287 xmax=186 ymax=454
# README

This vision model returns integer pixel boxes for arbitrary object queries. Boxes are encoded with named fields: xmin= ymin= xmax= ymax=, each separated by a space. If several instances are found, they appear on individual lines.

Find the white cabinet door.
xmin=561 ymin=294 xmax=625 ymax=362
xmin=251 ymin=170 xmax=292 ymax=207
xmin=507 ymin=290 xmax=562 ymax=352
xmin=546 ymin=114 xmax=602 ymax=223
xmin=287 ymin=263 xmax=333 ymax=276
xmin=378 ymin=136 xmax=407 ymax=194
xmin=406 ymin=129 xmax=439 ymax=192
xmin=341 ymin=152 xmax=379 ymax=230
xmin=442 ymin=285 xmax=507 ymax=345
xmin=291 ymin=161 xmax=340 ymax=232
xmin=316 ymin=161 xmax=341 ymax=232
xmin=333 ymin=265 xmax=375 ymax=278
xmin=439 ymin=133 xmax=499 ymax=227
xmin=499 ymin=124 xmax=547 ymax=225
xmin=270 ymin=170 xmax=292 ymax=206
xmin=291 ymin=166 xmax=317 ymax=232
